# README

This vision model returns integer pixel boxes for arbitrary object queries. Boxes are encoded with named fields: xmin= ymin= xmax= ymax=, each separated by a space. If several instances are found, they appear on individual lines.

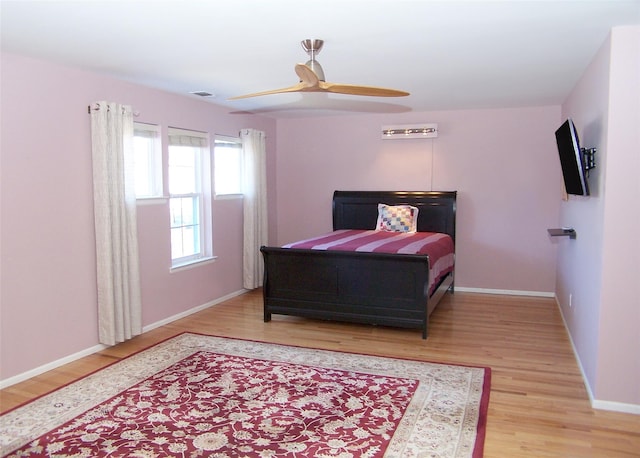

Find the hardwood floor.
xmin=2 ymin=290 xmax=639 ymax=457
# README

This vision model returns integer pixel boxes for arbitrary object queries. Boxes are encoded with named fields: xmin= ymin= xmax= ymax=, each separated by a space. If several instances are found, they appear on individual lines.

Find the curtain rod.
xmin=87 ymin=103 xmax=139 ymax=117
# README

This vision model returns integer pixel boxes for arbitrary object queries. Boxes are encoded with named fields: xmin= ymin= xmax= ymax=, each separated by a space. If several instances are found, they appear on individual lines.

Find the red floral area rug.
xmin=1 ymin=333 xmax=490 ymax=457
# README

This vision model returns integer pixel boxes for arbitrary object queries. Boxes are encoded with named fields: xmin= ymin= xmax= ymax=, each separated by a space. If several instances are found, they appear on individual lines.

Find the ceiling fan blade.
xmin=295 ymin=63 xmax=320 ymax=87
xmin=229 ymin=39 xmax=410 ymax=101
xmin=228 ymin=83 xmax=307 ymax=100
xmin=319 ymin=81 xmax=410 ymax=97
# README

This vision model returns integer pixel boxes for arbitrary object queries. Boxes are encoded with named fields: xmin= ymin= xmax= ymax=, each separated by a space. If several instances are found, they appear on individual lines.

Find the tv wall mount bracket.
xmin=582 ymin=148 xmax=596 ymax=176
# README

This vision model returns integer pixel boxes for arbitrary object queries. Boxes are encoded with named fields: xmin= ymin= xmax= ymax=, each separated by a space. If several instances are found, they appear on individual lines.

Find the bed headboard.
xmin=332 ymin=191 xmax=457 ymax=241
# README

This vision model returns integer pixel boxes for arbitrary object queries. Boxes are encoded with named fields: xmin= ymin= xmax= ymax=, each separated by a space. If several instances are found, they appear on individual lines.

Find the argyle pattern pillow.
xmin=376 ymin=203 xmax=419 ymax=232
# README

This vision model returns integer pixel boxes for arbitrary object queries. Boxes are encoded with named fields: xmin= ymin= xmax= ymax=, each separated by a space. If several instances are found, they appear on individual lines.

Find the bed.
xmin=260 ymin=190 xmax=457 ymax=339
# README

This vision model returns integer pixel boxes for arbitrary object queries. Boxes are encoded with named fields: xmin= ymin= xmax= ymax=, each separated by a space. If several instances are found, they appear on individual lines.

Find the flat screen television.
xmin=554 ymin=118 xmax=589 ymax=196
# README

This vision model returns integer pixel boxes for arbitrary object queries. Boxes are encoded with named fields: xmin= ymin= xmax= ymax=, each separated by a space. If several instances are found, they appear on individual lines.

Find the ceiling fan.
xmin=229 ymin=39 xmax=410 ymax=100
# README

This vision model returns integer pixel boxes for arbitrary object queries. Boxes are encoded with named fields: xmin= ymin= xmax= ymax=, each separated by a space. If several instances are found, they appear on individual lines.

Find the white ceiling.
xmin=2 ymin=0 xmax=639 ymax=118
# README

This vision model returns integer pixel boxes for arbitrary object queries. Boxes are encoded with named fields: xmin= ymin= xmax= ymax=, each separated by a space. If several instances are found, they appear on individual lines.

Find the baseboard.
xmin=554 ymin=296 xmax=640 ymax=415
xmin=0 ymin=343 xmax=108 ymax=390
xmin=592 ymin=399 xmax=640 ymax=415
xmin=142 ymin=289 xmax=248 ymax=333
xmin=0 ymin=289 xmax=248 ymax=390
xmin=554 ymin=295 xmax=597 ymax=404
xmin=455 ymin=286 xmax=555 ymax=298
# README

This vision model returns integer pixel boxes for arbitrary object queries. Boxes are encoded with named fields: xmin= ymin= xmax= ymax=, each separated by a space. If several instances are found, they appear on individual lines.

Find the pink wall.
xmin=598 ymin=26 xmax=640 ymax=407
xmin=275 ymin=106 xmax=562 ymax=294
xmin=556 ymin=37 xmax=610 ymax=395
xmin=0 ymin=52 xmax=276 ymax=380
xmin=558 ymin=26 xmax=640 ymax=408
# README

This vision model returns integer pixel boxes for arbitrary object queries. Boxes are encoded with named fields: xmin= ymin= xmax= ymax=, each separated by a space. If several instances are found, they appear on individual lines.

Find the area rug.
xmin=1 ymin=333 xmax=490 ymax=457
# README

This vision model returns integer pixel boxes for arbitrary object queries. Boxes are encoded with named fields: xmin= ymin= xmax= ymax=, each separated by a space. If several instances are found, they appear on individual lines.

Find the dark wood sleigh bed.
xmin=260 ymin=191 xmax=457 ymax=339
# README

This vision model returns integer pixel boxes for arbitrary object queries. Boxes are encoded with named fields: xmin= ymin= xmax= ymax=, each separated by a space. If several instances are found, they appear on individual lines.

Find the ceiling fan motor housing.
xmin=301 ymin=39 xmax=325 ymax=81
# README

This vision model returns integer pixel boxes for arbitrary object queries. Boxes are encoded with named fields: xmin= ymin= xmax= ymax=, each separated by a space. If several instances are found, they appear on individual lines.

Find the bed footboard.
xmin=261 ymin=246 xmax=439 ymax=338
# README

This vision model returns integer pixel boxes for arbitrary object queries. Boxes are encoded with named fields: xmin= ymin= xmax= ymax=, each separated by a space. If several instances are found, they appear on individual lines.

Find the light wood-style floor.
xmin=2 ymin=290 xmax=639 ymax=457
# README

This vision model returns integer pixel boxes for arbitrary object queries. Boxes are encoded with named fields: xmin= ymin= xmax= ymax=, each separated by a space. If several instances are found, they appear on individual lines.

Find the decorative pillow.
xmin=375 ymin=203 xmax=419 ymax=232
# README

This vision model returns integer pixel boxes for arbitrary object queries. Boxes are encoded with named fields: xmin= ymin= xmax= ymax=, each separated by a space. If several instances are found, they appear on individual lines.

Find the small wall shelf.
xmin=548 ymin=228 xmax=576 ymax=239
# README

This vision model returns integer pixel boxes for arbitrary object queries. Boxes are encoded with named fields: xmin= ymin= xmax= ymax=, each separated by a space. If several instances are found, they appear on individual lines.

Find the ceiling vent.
xmin=190 ymin=91 xmax=214 ymax=97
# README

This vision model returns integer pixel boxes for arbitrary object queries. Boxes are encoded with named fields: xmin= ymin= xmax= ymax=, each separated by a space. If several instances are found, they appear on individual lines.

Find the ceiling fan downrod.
xmin=301 ymin=39 xmax=325 ymax=81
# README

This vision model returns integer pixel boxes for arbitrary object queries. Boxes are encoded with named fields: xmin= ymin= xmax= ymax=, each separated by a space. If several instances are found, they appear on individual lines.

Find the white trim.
xmin=214 ymin=193 xmax=243 ymax=200
xmin=0 ymin=289 xmax=248 ymax=389
xmin=133 ymin=122 xmax=163 ymax=199
xmin=591 ymin=399 xmax=640 ymax=415
xmin=167 ymin=126 xmax=208 ymax=139
xmin=136 ymin=196 xmax=168 ymax=206
xmin=133 ymin=122 xmax=160 ymax=133
xmin=142 ymin=289 xmax=246 ymax=333
xmin=454 ymin=286 xmax=555 ymax=297
xmin=555 ymin=295 xmax=596 ymax=401
xmin=215 ymin=134 xmax=241 ymax=143
xmin=170 ymin=256 xmax=217 ymax=272
xmin=0 ymin=343 xmax=108 ymax=389
xmin=554 ymin=296 xmax=640 ymax=415
xmin=213 ymin=136 xmax=243 ymax=197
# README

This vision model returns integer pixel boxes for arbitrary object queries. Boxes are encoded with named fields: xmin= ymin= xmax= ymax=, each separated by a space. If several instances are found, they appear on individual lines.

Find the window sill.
xmin=214 ymin=193 xmax=243 ymax=200
xmin=170 ymin=256 xmax=217 ymax=273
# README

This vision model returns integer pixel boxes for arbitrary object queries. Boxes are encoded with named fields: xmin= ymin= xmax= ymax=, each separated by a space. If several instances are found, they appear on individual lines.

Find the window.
xmin=214 ymin=136 xmax=243 ymax=197
xmin=132 ymin=123 xmax=162 ymax=198
xmin=168 ymin=128 xmax=212 ymax=268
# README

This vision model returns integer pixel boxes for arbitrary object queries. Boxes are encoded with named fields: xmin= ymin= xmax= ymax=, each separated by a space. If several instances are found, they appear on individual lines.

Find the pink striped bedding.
xmin=283 ymin=230 xmax=454 ymax=295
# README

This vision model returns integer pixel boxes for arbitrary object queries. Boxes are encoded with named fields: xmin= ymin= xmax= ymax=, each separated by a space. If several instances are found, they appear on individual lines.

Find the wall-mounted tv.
xmin=554 ymin=118 xmax=591 ymax=196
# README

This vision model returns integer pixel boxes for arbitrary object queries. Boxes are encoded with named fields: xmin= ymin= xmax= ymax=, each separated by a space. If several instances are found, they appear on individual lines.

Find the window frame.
xmin=213 ymin=135 xmax=243 ymax=199
xmin=167 ymin=127 xmax=214 ymax=270
xmin=132 ymin=122 xmax=163 ymax=200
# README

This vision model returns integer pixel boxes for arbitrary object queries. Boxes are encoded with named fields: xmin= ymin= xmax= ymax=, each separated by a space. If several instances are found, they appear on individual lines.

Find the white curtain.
xmin=90 ymin=101 xmax=142 ymax=345
xmin=241 ymin=128 xmax=268 ymax=289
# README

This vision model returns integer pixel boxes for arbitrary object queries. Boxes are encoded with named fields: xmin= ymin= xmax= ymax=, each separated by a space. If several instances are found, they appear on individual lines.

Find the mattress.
xmin=283 ymin=229 xmax=454 ymax=295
